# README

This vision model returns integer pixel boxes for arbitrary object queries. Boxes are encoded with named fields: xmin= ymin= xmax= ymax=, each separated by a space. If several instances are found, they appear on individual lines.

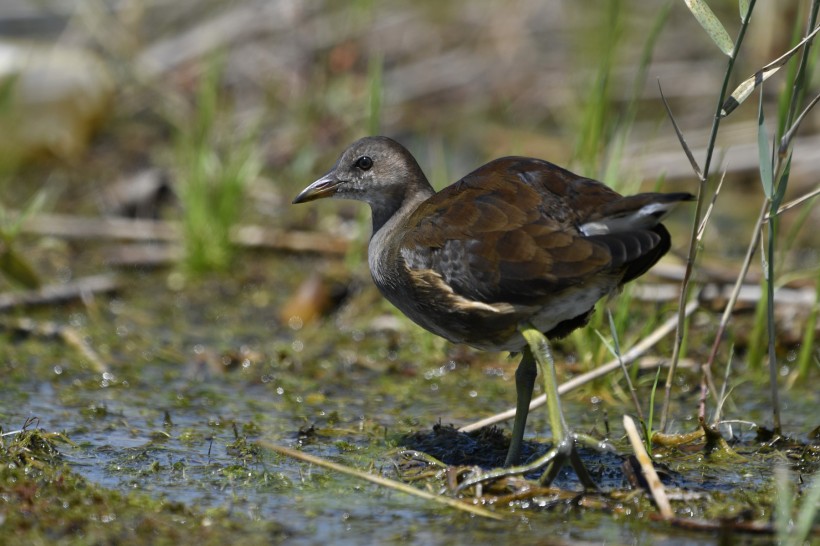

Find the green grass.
xmin=0 ymin=189 xmax=47 ymax=290
xmin=774 ymin=465 xmax=820 ymax=546
xmin=796 ymin=265 xmax=820 ymax=377
xmin=564 ymin=0 xmax=673 ymax=381
xmin=746 ymin=0 xmax=820 ymax=376
xmin=172 ymin=58 xmax=261 ymax=275
xmin=0 ymin=74 xmax=46 ymax=291
xmin=662 ymin=0 xmax=820 ymax=438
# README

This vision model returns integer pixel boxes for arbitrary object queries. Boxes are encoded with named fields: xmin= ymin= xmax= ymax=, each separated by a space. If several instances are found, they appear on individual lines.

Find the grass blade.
xmin=739 ymin=0 xmax=751 ymax=22
xmin=722 ymin=24 xmax=820 ymax=116
xmin=757 ymin=86 xmax=773 ymax=199
xmin=722 ymin=66 xmax=780 ymax=117
xmin=791 ymin=453 xmax=820 ymax=544
xmin=773 ymin=155 xmax=792 ymax=210
xmin=796 ymin=265 xmax=820 ymax=377
xmin=658 ymin=80 xmax=702 ymax=178
xmin=595 ymin=310 xmax=644 ymax=423
xmin=684 ymin=0 xmax=734 ymax=56
xmin=661 ymin=0 xmax=757 ymax=432
xmin=774 ymin=466 xmax=793 ymax=542
xmin=779 ymin=91 xmax=820 ymax=156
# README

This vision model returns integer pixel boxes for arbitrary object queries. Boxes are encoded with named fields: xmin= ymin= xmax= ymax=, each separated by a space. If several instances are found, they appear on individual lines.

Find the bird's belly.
xmin=371 ymin=243 xmax=615 ymax=352
xmin=379 ymin=280 xmax=613 ymax=353
xmin=528 ymin=282 xmax=612 ymax=336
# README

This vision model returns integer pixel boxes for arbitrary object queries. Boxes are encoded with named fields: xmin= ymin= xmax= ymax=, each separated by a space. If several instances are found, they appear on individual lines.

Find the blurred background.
xmin=1 ymin=1 xmax=819 ymax=542
xmin=1 ymin=0 xmax=816 ymax=228
xmin=1 ymin=0 xmax=817 ymax=354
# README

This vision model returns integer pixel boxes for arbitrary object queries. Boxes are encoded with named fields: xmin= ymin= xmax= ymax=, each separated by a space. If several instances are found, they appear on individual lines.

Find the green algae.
xmin=0 ymin=425 xmax=290 ymax=545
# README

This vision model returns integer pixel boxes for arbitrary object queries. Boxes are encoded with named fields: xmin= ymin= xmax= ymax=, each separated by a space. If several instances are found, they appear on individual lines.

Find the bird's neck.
xmin=368 ymin=187 xmax=431 ymax=292
xmin=369 ymin=182 xmax=435 ymax=236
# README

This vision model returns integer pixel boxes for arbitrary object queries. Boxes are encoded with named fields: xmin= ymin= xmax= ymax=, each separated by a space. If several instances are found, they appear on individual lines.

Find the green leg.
xmin=456 ymin=325 xmax=604 ymax=492
xmin=503 ymin=348 xmax=537 ymax=466
xmin=520 ymin=324 xmax=596 ymax=489
xmin=519 ymin=326 xmax=567 ymax=443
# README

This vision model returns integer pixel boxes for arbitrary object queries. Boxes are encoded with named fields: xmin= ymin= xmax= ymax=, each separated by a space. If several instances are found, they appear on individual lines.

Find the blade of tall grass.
xmin=571 ymin=1 xmax=671 ymax=368
xmin=660 ymin=0 xmax=758 ymax=432
xmin=0 ymin=190 xmax=48 ymax=289
xmin=791 ymin=461 xmax=820 ymax=544
xmin=684 ymin=0 xmax=734 ymax=56
xmin=573 ymin=0 xmax=622 ymax=176
xmin=711 ymin=345 xmax=734 ymax=425
xmin=774 ymin=465 xmax=794 ymax=542
xmin=739 ymin=0 xmax=751 ymax=22
xmin=773 ymin=464 xmax=820 ymax=546
xmin=757 ymin=86 xmax=774 ymax=199
xmin=779 ymin=91 xmax=820 ymax=157
xmin=173 ymin=57 xmax=261 ymax=275
xmin=756 ymin=86 xmax=782 ymax=414
xmin=780 ymin=1 xmax=820 ymax=138
xmin=752 ymin=0 xmax=820 ymax=428
xmin=796 ymin=265 xmax=819 ymax=377
xmin=602 ymin=0 xmax=673 ymax=188
xmin=658 ymin=81 xmax=702 ymax=179
xmin=721 ymin=24 xmax=820 ymax=117
xmin=596 ymin=310 xmax=644 ymax=424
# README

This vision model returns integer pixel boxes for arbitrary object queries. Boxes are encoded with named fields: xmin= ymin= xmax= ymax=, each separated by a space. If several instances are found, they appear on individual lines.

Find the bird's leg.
xmin=503 ymin=348 xmax=537 ymax=466
xmin=519 ymin=324 xmax=597 ymax=489
xmin=455 ymin=326 xmax=605 ymax=493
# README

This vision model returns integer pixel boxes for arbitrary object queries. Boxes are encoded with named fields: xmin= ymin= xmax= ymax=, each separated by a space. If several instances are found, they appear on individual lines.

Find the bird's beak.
xmin=292 ymin=172 xmax=343 ymax=204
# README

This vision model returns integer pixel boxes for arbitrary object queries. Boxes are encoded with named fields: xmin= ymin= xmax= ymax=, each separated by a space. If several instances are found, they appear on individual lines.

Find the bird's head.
xmin=292 ymin=136 xmax=432 ymax=213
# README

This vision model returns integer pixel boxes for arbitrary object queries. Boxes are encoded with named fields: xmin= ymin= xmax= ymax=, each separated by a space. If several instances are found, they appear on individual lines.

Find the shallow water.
xmin=2 ymin=255 xmax=816 ymax=545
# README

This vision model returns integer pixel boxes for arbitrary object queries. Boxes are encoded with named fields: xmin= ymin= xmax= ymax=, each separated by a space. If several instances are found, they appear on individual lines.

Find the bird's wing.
xmin=399 ymin=157 xmax=629 ymax=304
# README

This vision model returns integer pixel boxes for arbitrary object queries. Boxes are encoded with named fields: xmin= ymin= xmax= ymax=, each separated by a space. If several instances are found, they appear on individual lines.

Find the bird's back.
xmin=374 ymin=156 xmax=689 ymax=350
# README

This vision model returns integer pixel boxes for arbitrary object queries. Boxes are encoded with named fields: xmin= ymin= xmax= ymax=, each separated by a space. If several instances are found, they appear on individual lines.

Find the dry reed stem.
xmin=260 ymin=440 xmax=503 ymax=520
xmin=623 ymin=415 xmax=672 ymax=518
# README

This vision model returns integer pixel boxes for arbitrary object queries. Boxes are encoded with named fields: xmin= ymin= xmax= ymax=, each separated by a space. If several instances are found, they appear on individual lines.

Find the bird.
xmin=293 ymin=136 xmax=693 ymax=486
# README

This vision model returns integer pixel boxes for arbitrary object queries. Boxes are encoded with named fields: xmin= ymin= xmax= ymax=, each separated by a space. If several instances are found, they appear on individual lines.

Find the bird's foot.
xmin=455 ymin=432 xmax=614 ymax=493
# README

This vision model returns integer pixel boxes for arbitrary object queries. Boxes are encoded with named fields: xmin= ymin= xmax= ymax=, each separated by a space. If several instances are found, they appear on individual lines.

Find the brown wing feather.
xmin=400 ymin=157 xmax=624 ymax=304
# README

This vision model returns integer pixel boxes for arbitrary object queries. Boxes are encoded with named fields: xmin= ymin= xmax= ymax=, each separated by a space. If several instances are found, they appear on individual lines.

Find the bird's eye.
xmin=355 ymin=156 xmax=373 ymax=171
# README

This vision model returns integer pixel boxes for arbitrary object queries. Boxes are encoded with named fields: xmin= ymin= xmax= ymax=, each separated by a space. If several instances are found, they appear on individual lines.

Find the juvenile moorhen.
xmin=293 ymin=136 xmax=692 ymax=487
